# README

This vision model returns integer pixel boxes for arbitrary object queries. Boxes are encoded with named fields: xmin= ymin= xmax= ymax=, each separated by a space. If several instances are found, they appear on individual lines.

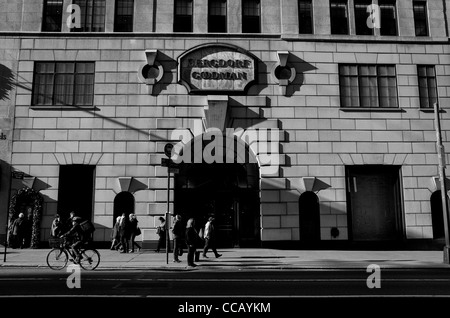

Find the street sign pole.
xmin=433 ymin=103 xmax=450 ymax=264
xmin=163 ymin=143 xmax=174 ymax=265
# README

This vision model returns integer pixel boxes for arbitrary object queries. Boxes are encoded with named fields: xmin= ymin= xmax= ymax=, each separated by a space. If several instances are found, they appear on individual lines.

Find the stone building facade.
xmin=0 ymin=0 xmax=449 ymax=248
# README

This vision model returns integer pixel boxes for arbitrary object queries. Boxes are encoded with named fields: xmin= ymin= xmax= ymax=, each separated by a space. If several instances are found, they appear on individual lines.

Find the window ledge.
xmin=340 ymin=107 xmax=405 ymax=112
xmin=30 ymin=105 xmax=97 ymax=111
xmin=419 ymin=108 xmax=446 ymax=113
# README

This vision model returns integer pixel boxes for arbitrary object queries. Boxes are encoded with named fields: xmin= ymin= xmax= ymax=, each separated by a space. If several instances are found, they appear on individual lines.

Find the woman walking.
xmin=129 ymin=213 xmax=142 ymax=253
xmin=155 ymin=216 xmax=166 ymax=252
xmin=110 ymin=216 xmax=122 ymax=250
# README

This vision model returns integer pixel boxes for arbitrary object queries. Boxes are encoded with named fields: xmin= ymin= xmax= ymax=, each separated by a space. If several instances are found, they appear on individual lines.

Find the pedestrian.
xmin=50 ymin=214 xmax=63 ymax=238
xmin=118 ymin=212 xmax=131 ymax=253
xmin=11 ymin=213 xmax=26 ymax=249
xmin=155 ymin=216 xmax=167 ymax=253
xmin=172 ymin=214 xmax=184 ymax=263
xmin=185 ymin=218 xmax=200 ymax=267
xmin=202 ymin=217 xmax=222 ymax=259
xmin=64 ymin=211 xmax=76 ymax=232
xmin=110 ymin=216 xmax=122 ymax=250
xmin=129 ymin=213 xmax=142 ymax=253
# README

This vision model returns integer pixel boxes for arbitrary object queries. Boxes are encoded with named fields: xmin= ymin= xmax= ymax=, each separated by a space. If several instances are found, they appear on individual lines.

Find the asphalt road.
xmin=0 ymin=268 xmax=449 ymax=315
xmin=1 ymin=267 xmax=450 ymax=296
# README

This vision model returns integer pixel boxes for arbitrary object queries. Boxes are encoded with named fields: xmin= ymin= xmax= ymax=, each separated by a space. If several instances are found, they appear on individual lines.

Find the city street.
xmin=2 ymin=267 xmax=450 ymax=297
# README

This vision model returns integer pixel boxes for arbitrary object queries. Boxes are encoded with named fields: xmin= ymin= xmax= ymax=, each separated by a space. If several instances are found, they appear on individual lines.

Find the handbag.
xmin=135 ymin=227 xmax=141 ymax=236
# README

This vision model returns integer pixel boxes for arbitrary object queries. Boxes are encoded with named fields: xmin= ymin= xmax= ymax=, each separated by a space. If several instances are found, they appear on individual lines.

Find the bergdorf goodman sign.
xmin=178 ymin=43 xmax=257 ymax=94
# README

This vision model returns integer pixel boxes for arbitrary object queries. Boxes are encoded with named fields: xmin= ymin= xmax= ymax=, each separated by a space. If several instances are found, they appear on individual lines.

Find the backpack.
xmin=80 ymin=219 xmax=95 ymax=235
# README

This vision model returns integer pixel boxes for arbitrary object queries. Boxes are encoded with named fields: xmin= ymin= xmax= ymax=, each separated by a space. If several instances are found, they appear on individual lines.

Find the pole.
xmin=166 ymin=169 xmax=170 ymax=265
xmin=433 ymin=102 xmax=450 ymax=264
xmin=3 ymin=167 xmax=13 ymax=262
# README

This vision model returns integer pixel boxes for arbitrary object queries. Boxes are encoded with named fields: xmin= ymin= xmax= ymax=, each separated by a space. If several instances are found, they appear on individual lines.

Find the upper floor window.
xmin=42 ymin=0 xmax=63 ymax=32
xmin=330 ymin=0 xmax=349 ymax=35
xmin=354 ymin=0 xmax=373 ymax=35
xmin=298 ymin=0 xmax=313 ymax=34
xmin=174 ymin=0 xmax=193 ymax=32
xmin=413 ymin=1 xmax=428 ymax=36
xmin=208 ymin=0 xmax=227 ymax=33
xmin=418 ymin=65 xmax=438 ymax=109
xmin=339 ymin=64 xmax=398 ymax=108
xmin=71 ymin=0 xmax=106 ymax=32
xmin=379 ymin=0 xmax=397 ymax=36
xmin=242 ymin=0 xmax=261 ymax=33
xmin=32 ymin=62 xmax=95 ymax=107
xmin=114 ymin=0 xmax=134 ymax=32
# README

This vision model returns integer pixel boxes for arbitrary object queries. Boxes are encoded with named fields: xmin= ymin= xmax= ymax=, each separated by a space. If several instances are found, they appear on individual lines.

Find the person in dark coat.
xmin=64 ymin=211 xmax=76 ymax=233
xmin=128 ymin=213 xmax=141 ymax=253
xmin=110 ymin=216 xmax=122 ymax=250
xmin=119 ymin=212 xmax=131 ymax=253
xmin=12 ymin=213 xmax=27 ymax=249
xmin=185 ymin=218 xmax=200 ymax=267
xmin=155 ymin=216 xmax=167 ymax=253
xmin=171 ymin=214 xmax=184 ymax=263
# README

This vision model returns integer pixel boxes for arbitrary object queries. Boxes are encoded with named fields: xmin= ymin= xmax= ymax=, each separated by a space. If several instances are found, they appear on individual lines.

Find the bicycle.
xmin=46 ymin=236 xmax=100 ymax=270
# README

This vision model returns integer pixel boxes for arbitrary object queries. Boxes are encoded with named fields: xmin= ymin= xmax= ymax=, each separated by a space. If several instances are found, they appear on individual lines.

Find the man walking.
xmin=172 ymin=214 xmax=184 ymax=263
xmin=202 ymin=217 xmax=222 ymax=259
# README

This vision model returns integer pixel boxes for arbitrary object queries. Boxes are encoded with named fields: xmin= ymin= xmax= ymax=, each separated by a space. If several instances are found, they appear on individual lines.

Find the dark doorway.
xmin=346 ymin=165 xmax=404 ymax=241
xmin=113 ymin=191 xmax=135 ymax=226
xmin=173 ymin=134 xmax=261 ymax=248
xmin=57 ymin=165 xmax=95 ymax=222
xmin=430 ymin=190 xmax=448 ymax=239
xmin=175 ymin=163 xmax=260 ymax=248
xmin=299 ymin=191 xmax=321 ymax=242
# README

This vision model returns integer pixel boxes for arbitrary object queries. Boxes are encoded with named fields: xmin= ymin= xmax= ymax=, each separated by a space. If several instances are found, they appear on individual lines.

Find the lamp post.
xmin=433 ymin=102 xmax=450 ymax=264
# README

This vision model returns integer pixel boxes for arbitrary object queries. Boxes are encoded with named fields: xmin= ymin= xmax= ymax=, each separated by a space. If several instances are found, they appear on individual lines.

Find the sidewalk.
xmin=1 ymin=246 xmax=449 ymax=270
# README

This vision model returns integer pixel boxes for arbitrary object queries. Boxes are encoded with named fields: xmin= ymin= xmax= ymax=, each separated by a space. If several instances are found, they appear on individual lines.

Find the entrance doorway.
xmin=299 ymin=191 xmax=321 ymax=242
xmin=113 ymin=191 xmax=135 ymax=226
xmin=174 ymin=136 xmax=261 ymax=248
xmin=346 ymin=165 xmax=404 ymax=241
xmin=57 ymin=165 xmax=95 ymax=222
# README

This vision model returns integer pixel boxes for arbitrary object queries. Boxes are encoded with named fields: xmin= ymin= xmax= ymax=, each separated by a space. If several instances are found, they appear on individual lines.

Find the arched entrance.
xmin=430 ymin=190 xmax=448 ymax=239
xmin=113 ymin=191 xmax=135 ymax=226
xmin=299 ymin=191 xmax=321 ymax=242
xmin=9 ymin=187 xmax=44 ymax=248
xmin=174 ymin=134 xmax=261 ymax=248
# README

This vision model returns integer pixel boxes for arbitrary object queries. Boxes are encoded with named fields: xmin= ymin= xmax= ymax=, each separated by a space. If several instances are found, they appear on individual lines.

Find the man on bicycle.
xmin=61 ymin=216 xmax=87 ymax=263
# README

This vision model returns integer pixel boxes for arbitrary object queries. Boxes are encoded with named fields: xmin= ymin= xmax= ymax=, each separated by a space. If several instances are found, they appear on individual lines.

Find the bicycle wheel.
xmin=46 ymin=248 xmax=68 ymax=270
xmin=79 ymin=249 xmax=100 ymax=270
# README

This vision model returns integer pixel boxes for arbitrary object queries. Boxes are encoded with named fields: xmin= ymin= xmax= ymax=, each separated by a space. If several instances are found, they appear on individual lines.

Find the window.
xmin=32 ymin=62 xmax=95 ymax=107
xmin=339 ymin=64 xmax=398 ymax=108
xmin=379 ymin=0 xmax=397 ymax=36
xmin=242 ymin=0 xmax=260 ymax=33
xmin=208 ymin=0 xmax=227 ymax=33
xmin=42 ymin=0 xmax=63 ymax=32
xmin=354 ymin=0 xmax=373 ymax=35
xmin=330 ymin=0 xmax=349 ymax=35
xmin=298 ymin=0 xmax=313 ymax=34
xmin=413 ymin=1 xmax=428 ymax=36
xmin=174 ymin=0 xmax=193 ymax=32
xmin=114 ymin=0 xmax=134 ymax=32
xmin=418 ymin=65 xmax=438 ymax=109
xmin=71 ymin=0 xmax=105 ymax=32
